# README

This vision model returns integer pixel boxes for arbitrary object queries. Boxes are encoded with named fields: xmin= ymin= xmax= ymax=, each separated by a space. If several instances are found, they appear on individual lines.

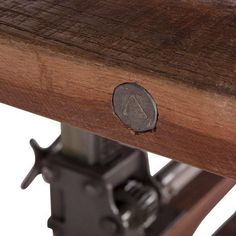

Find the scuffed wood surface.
xmin=0 ymin=1 xmax=236 ymax=178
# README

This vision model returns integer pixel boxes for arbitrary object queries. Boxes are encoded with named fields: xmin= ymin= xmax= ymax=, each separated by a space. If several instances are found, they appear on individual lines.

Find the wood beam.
xmin=0 ymin=1 xmax=235 ymax=178
xmin=214 ymin=213 xmax=236 ymax=236
xmin=155 ymin=172 xmax=235 ymax=236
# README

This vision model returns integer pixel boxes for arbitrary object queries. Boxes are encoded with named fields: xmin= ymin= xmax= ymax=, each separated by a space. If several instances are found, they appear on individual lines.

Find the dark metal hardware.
xmin=21 ymin=137 xmax=61 ymax=189
xmin=112 ymin=83 xmax=158 ymax=133
xmin=22 ymin=133 xmax=160 ymax=236
xmin=22 ymin=125 xmax=201 ymax=236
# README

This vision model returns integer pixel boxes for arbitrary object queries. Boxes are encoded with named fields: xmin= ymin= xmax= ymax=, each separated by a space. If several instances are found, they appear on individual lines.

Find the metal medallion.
xmin=112 ymin=83 xmax=158 ymax=132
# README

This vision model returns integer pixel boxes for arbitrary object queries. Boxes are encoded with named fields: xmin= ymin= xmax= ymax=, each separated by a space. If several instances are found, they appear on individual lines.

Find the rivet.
xmin=101 ymin=217 xmax=119 ymax=235
xmin=112 ymin=83 xmax=158 ymax=133
xmin=84 ymin=182 xmax=103 ymax=197
xmin=42 ymin=167 xmax=56 ymax=184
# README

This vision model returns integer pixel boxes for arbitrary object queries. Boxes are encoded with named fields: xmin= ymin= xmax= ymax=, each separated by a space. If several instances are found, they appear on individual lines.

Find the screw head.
xmin=101 ymin=218 xmax=119 ymax=235
xmin=84 ymin=182 xmax=103 ymax=197
xmin=42 ymin=167 xmax=56 ymax=184
xmin=112 ymin=83 xmax=158 ymax=133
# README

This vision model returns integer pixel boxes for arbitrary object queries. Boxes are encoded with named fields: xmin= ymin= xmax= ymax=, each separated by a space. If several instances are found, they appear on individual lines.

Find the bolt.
xmin=101 ymin=218 xmax=119 ymax=235
xmin=112 ymin=83 xmax=158 ymax=133
xmin=84 ymin=182 xmax=103 ymax=197
xmin=42 ymin=167 xmax=56 ymax=184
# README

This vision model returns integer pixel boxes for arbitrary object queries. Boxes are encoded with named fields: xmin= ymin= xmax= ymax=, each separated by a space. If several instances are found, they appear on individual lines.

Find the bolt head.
xmin=101 ymin=218 xmax=119 ymax=235
xmin=84 ymin=182 xmax=103 ymax=197
xmin=42 ymin=167 xmax=56 ymax=184
xmin=112 ymin=83 xmax=158 ymax=133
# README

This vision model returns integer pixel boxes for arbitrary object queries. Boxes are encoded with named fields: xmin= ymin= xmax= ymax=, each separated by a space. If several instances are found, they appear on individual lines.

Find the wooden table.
xmin=0 ymin=0 xmax=235 ymax=235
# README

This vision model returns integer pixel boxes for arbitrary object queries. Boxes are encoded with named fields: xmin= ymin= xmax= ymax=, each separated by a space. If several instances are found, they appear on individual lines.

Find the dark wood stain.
xmin=165 ymin=172 xmax=235 ymax=236
xmin=214 ymin=212 xmax=236 ymax=236
xmin=0 ymin=0 xmax=235 ymax=179
xmin=0 ymin=0 xmax=235 ymax=96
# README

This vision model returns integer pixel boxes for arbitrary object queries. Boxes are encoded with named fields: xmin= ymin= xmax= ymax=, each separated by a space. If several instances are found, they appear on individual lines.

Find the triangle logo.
xmin=123 ymin=95 xmax=148 ymax=120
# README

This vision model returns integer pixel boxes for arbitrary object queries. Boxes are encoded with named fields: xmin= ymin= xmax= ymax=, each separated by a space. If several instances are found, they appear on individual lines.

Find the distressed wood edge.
xmin=1 ymin=25 xmax=236 ymax=101
xmin=0 ymin=31 xmax=236 ymax=179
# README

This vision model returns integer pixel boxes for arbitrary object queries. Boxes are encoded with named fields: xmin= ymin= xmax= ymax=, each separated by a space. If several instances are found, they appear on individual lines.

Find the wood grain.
xmin=147 ymin=171 xmax=235 ymax=235
xmin=165 ymin=173 xmax=235 ymax=236
xmin=214 ymin=213 xmax=236 ymax=236
xmin=0 ymin=1 xmax=235 ymax=178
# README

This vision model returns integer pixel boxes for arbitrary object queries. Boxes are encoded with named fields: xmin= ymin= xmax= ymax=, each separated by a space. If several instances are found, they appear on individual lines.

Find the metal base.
xmin=21 ymin=124 xmax=201 ymax=236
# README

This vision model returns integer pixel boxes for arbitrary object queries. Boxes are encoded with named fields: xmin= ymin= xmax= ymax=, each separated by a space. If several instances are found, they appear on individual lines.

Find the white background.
xmin=0 ymin=103 xmax=235 ymax=236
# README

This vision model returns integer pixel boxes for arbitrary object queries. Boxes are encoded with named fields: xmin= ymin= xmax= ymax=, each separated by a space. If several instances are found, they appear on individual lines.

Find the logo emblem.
xmin=112 ymin=83 xmax=158 ymax=132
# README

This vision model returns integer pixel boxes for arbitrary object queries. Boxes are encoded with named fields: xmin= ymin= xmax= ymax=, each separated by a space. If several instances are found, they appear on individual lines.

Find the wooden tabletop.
xmin=0 ymin=0 xmax=235 ymax=179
